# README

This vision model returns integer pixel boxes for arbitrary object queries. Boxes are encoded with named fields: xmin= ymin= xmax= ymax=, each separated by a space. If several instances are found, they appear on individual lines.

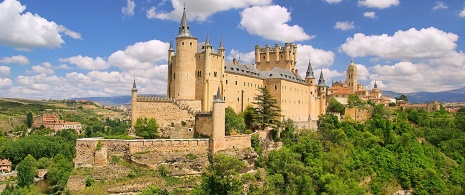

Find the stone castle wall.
xmin=344 ymin=107 xmax=372 ymax=123
xmin=74 ymin=138 xmax=210 ymax=168
xmin=224 ymin=135 xmax=252 ymax=150
xmin=195 ymin=112 xmax=213 ymax=136
xmin=133 ymin=100 xmax=195 ymax=127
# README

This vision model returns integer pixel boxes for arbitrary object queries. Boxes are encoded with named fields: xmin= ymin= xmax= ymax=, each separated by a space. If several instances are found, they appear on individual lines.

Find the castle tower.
xmin=203 ymin=34 xmax=213 ymax=111
xmin=167 ymin=39 xmax=174 ymax=97
xmin=305 ymin=59 xmax=317 ymax=120
xmin=254 ymin=43 xmax=297 ymax=71
xmin=172 ymin=7 xmax=198 ymax=99
xmin=318 ymin=70 xmax=328 ymax=115
xmin=211 ymin=87 xmax=225 ymax=153
xmin=131 ymin=78 xmax=138 ymax=127
xmin=345 ymin=59 xmax=358 ymax=93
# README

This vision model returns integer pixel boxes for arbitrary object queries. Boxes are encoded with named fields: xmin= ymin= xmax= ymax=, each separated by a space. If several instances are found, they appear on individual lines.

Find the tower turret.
xmin=211 ymin=87 xmax=225 ymax=153
xmin=131 ymin=78 xmax=138 ymax=127
xmin=218 ymin=37 xmax=225 ymax=100
xmin=305 ymin=59 xmax=317 ymax=120
xmin=345 ymin=59 xmax=358 ymax=93
xmin=203 ymin=34 xmax=213 ymax=111
xmin=167 ymin=39 xmax=174 ymax=96
xmin=318 ymin=70 xmax=328 ymax=115
xmin=172 ymin=6 xmax=198 ymax=99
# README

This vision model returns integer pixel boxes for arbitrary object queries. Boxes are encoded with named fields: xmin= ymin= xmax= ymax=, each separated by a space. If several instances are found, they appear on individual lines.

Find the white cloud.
xmin=60 ymin=55 xmax=110 ymax=70
xmin=239 ymin=5 xmax=314 ymax=42
xmin=334 ymin=21 xmax=355 ymax=31
xmin=122 ymin=0 xmax=136 ymax=16
xmin=31 ymin=62 xmax=54 ymax=75
xmin=0 ymin=66 xmax=10 ymax=76
xmin=56 ymin=64 xmax=71 ymax=69
xmin=0 ymin=55 xmax=29 ymax=65
xmin=227 ymin=49 xmax=255 ymax=64
xmin=108 ymin=39 xmax=169 ymax=70
xmin=0 ymin=0 xmax=81 ymax=50
xmin=295 ymin=44 xmax=335 ymax=76
xmin=146 ymin=0 xmax=271 ymax=22
xmin=363 ymin=12 xmax=376 ymax=18
xmin=315 ymin=69 xmax=343 ymax=84
xmin=357 ymin=0 xmax=399 ymax=9
xmin=459 ymin=7 xmax=465 ymax=17
xmin=432 ymin=1 xmax=448 ymax=10
xmin=0 ymin=77 xmax=12 ymax=89
xmin=340 ymin=27 xmax=459 ymax=60
xmin=325 ymin=0 xmax=342 ymax=4
xmin=354 ymin=64 xmax=370 ymax=81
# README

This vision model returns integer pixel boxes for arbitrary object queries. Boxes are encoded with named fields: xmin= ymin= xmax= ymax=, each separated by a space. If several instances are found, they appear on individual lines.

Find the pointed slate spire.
xmin=214 ymin=87 xmax=223 ymax=102
xmin=318 ymin=69 xmax=326 ymax=86
xmin=374 ymin=80 xmax=378 ymax=89
xmin=305 ymin=58 xmax=314 ymax=78
xmin=218 ymin=36 xmax=224 ymax=50
xmin=177 ymin=6 xmax=192 ymax=38
xmin=132 ymin=78 xmax=138 ymax=91
xmin=168 ymin=38 xmax=174 ymax=51
xmin=205 ymin=33 xmax=211 ymax=46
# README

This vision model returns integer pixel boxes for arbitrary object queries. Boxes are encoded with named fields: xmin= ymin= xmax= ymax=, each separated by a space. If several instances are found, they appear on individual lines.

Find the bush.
xmin=158 ymin=165 xmax=171 ymax=177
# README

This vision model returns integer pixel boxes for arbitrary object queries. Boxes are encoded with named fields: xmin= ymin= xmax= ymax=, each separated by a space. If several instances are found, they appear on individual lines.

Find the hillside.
xmin=383 ymin=86 xmax=465 ymax=103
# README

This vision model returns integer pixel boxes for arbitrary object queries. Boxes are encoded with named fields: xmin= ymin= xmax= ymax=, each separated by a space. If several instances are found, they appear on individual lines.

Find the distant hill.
xmin=73 ymin=94 xmax=164 ymax=106
xmin=75 ymin=87 xmax=465 ymax=106
xmin=382 ymin=87 xmax=465 ymax=103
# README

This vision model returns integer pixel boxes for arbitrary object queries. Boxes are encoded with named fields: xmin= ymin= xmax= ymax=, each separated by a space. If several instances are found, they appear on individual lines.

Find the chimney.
xmin=233 ymin=58 xmax=237 ymax=65
xmin=295 ymin=69 xmax=298 ymax=75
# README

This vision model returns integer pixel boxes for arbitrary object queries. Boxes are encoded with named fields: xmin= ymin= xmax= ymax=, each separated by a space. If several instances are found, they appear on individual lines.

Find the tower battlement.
xmin=254 ymin=43 xmax=297 ymax=72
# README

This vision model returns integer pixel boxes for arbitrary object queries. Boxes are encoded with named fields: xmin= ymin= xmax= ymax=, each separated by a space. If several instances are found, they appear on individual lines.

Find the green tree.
xmin=47 ymin=154 xmax=74 ymax=193
xmin=26 ymin=112 xmax=33 ymax=128
xmin=456 ymin=107 xmax=465 ymax=131
xmin=242 ymin=105 xmax=256 ymax=129
xmin=16 ymin=154 xmax=37 ymax=187
xmin=193 ymin=154 xmax=246 ymax=195
xmin=225 ymin=107 xmax=246 ymax=135
xmin=397 ymin=94 xmax=409 ymax=102
xmin=348 ymin=94 xmax=363 ymax=108
xmin=327 ymin=97 xmax=345 ymax=115
xmin=139 ymin=186 xmax=169 ymax=195
xmin=134 ymin=118 xmax=159 ymax=139
xmin=253 ymin=87 xmax=281 ymax=130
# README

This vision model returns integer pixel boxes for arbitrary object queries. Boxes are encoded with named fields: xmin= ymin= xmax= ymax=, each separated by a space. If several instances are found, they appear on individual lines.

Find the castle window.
xmin=263 ymin=56 xmax=265 ymax=59
xmin=174 ymin=73 xmax=176 ymax=79
xmin=226 ymin=80 xmax=228 ymax=84
xmin=214 ymin=71 xmax=217 ymax=77
xmin=244 ymin=82 xmax=245 ymax=86
xmin=235 ymin=81 xmax=237 ymax=85
xmin=182 ymin=42 xmax=184 ymax=45
xmin=224 ymin=97 xmax=226 ymax=101
xmin=237 ymin=97 xmax=240 ymax=101
xmin=274 ymin=85 xmax=277 ymax=90
xmin=190 ymin=42 xmax=192 ymax=46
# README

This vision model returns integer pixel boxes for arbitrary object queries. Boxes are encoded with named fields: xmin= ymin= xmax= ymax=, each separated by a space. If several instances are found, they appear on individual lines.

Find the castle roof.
xmin=318 ymin=70 xmax=326 ymax=86
xmin=168 ymin=39 xmax=173 ymax=51
xmin=218 ymin=37 xmax=224 ymax=50
xmin=132 ymin=78 xmax=137 ymax=91
xmin=305 ymin=59 xmax=314 ymax=79
xmin=224 ymin=62 xmax=306 ymax=84
xmin=177 ymin=7 xmax=193 ymax=38
xmin=0 ymin=159 xmax=12 ymax=166
xmin=197 ymin=42 xmax=218 ymax=53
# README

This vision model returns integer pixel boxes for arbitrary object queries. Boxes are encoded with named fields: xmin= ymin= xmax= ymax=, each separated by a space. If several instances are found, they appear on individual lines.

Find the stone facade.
xmin=344 ymin=107 xmax=373 ymax=123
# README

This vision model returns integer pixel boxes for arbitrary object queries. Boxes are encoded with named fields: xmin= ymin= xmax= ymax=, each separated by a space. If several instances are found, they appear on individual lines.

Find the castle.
xmin=130 ymin=8 xmax=329 ymax=134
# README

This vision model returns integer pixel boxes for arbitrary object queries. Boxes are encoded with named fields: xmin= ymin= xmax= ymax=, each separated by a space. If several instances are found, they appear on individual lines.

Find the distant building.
xmin=33 ymin=113 xmax=82 ymax=133
xmin=0 ymin=159 xmax=12 ymax=173
xmin=400 ymin=101 xmax=441 ymax=112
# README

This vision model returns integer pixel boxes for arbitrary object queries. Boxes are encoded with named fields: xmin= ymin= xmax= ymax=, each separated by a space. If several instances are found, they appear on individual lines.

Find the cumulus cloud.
xmin=340 ymin=27 xmax=459 ymax=60
xmin=239 ymin=5 xmax=314 ymax=42
xmin=227 ymin=49 xmax=255 ymax=64
xmin=432 ymin=1 xmax=448 ymax=10
xmin=325 ymin=0 xmax=342 ymax=4
xmin=122 ymin=0 xmax=136 ymax=16
xmin=295 ymin=44 xmax=335 ymax=74
xmin=460 ymin=7 xmax=465 ymax=17
xmin=363 ymin=12 xmax=376 ymax=18
xmin=108 ymin=39 xmax=169 ymax=70
xmin=0 ymin=0 xmax=81 ymax=50
xmin=147 ymin=0 xmax=271 ymax=21
xmin=0 ymin=55 xmax=29 ymax=65
xmin=315 ymin=69 xmax=343 ymax=84
xmin=0 ymin=77 xmax=12 ymax=89
xmin=354 ymin=64 xmax=370 ymax=81
xmin=60 ymin=55 xmax=110 ymax=70
xmin=0 ymin=66 xmax=10 ymax=76
xmin=357 ymin=0 xmax=399 ymax=9
xmin=334 ymin=21 xmax=355 ymax=31
xmin=31 ymin=62 xmax=55 ymax=75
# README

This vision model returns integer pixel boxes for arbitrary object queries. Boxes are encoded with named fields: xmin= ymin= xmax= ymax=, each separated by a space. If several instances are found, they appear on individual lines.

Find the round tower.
xmin=131 ymin=79 xmax=138 ymax=127
xmin=203 ymin=34 xmax=213 ymax=111
xmin=211 ymin=88 xmax=225 ymax=153
xmin=345 ymin=59 xmax=358 ymax=93
xmin=167 ymin=39 xmax=174 ymax=97
xmin=305 ymin=59 xmax=317 ymax=120
xmin=317 ymin=70 xmax=328 ymax=116
xmin=173 ymin=7 xmax=198 ymax=100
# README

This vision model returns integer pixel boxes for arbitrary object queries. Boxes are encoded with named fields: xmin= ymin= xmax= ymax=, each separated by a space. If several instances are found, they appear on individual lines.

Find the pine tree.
xmin=253 ymin=87 xmax=281 ymax=130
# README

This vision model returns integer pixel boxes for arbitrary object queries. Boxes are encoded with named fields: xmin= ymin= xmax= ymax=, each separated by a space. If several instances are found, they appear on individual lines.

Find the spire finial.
xmin=214 ymin=87 xmax=223 ymax=102
xmin=318 ymin=69 xmax=326 ymax=86
xmin=219 ymin=36 xmax=224 ymax=50
xmin=169 ymin=38 xmax=173 ymax=51
xmin=132 ymin=78 xmax=138 ymax=91
xmin=205 ymin=33 xmax=211 ymax=46
xmin=177 ymin=4 xmax=192 ymax=38
xmin=305 ymin=57 xmax=314 ymax=79
xmin=374 ymin=80 xmax=378 ymax=89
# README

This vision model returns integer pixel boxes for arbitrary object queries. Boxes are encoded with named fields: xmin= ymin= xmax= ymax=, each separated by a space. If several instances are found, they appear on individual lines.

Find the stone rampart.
xmin=74 ymin=138 xmax=210 ymax=168
xmin=133 ymin=101 xmax=194 ymax=127
xmin=195 ymin=112 xmax=213 ymax=136
xmin=224 ymin=135 xmax=251 ymax=150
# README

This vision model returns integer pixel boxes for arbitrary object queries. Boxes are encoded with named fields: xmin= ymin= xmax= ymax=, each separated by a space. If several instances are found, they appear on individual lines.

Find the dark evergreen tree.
xmin=253 ymin=87 xmax=281 ymax=130
xmin=26 ymin=112 xmax=33 ymax=128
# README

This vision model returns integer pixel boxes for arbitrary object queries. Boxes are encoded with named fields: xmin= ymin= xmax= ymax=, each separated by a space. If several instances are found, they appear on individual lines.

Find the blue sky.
xmin=1 ymin=0 xmax=465 ymax=99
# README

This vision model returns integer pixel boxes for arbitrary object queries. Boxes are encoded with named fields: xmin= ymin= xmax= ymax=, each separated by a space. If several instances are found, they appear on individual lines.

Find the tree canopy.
xmin=253 ymin=87 xmax=281 ymax=130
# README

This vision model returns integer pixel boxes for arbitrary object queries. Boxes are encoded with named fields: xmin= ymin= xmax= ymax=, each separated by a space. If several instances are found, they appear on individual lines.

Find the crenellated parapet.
xmin=254 ymin=43 xmax=297 ymax=72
